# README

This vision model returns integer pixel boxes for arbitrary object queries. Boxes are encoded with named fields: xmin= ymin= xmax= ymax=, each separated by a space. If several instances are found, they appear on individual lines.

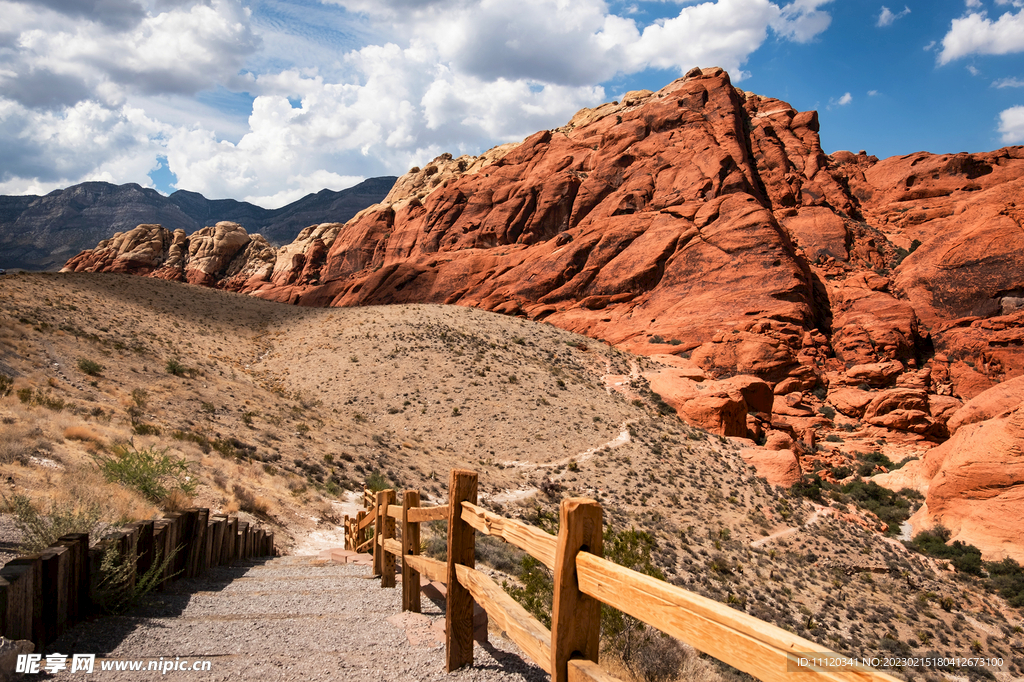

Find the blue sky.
xmin=1 ymin=0 xmax=1022 ymax=207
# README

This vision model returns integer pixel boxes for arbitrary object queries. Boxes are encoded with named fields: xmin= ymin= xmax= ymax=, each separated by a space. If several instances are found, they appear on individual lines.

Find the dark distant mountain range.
xmin=0 ymin=176 xmax=396 ymax=271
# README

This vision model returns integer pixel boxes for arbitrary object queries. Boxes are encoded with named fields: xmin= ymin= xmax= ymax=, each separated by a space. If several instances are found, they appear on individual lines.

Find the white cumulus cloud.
xmin=998 ymin=105 xmax=1024 ymax=143
xmin=877 ymin=5 xmax=910 ymax=27
xmin=938 ymin=7 xmax=1024 ymax=64
xmin=0 ymin=0 xmax=838 ymax=207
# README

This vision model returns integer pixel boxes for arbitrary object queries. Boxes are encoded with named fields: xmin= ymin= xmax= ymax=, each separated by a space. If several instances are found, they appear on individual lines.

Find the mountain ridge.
xmin=0 ymin=176 xmax=396 ymax=270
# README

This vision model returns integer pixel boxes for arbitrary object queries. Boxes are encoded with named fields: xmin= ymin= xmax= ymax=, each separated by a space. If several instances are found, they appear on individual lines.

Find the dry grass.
xmin=64 ymin=425 xmax=104 ymax=444
xmin=161 ymin=489 xmax=193 ymax=512
xmin=0 ymin=421 xmax=48 ymax=464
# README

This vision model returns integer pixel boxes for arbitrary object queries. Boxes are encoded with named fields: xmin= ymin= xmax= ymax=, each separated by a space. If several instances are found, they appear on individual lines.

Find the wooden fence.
xmin=0 ymin=508 xmax=274 ymax=652
xmin=345 ymin=469 xmax=900 ymax=682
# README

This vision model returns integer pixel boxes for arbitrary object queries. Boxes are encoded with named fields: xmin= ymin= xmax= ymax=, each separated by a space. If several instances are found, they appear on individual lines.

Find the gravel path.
xmin=44 ymin=556 xmax=548 ymax=681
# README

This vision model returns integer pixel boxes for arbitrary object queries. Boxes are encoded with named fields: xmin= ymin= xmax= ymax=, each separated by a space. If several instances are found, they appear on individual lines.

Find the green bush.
xmin=16 ymin=388 xmax=68 ymax=411
xmin=164 ymin=358 xmax=196 ymax=377
xmin=365 ymin=470 xmax=389 ymax=492
xmin=165 ymin=358 xmax=186 ymax=376
xmin=6 ymin=493 xmax=103 ymax=553
xmin=793 ymin=476 xmax=920 ymax=534
xmin=908 ymin=526 xmax=983 ymax=576
xmin=498 ymin=521 xmax=684 ymax=681
xmin=77 ymin=358 xmax=104 ymax=376
xmin=985 ymin=557 xmax=1024 ymax=607
xmin=96 ymin=443 xmax=196 ymax=503
xmin=504 ymin=555 xmax=554 ymax=627
xmin=836 ymin=480 xmax=918 ymax=534
xmin=600 ymin=527 xmax=676 ymax=680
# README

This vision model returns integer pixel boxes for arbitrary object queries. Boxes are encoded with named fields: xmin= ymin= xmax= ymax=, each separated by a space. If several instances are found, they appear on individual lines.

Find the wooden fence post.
xmin=132 ymin=521 xmax=155 ymax=580
xmin=551 ymin=498 xmax=603 ymax=682
xmin=372 ymin=490 xmax=386 ymax=576
xmin=236 ymin=521 xmax=248 ymax=560
xmin=152 ymin=521 xmax=169 ymax=589
xmin=445 ymin=469 xmax=477 ymax=672
xmin=401 ymin=489 xmax=421 ymax=613
xmin=381 ymin=490 xmax=397 ymax=588
xmin=39 ymin=545 xmax=69 ymax=644
xmin=163 ymin=512 xmax=184 ymax=579
xmin=0 ymin=560 xmax=37 ymax=646
xmin=189 ymin=509 xmax=209 ymax=577
xmin=225 ymin=517 xmax=238 ymax=564
xmin=5 ymin=555 xmax=43 ymax=650
xmin=56 ymin=533 xmax=89 ymax=621
xmin=355 ymin=511 xmax=366 ymax=551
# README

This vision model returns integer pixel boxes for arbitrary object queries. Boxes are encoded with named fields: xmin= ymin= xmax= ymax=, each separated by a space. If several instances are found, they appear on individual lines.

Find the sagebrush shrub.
xmin=6 ymin=493 xmax=103 ymax=553
xmin=95 ymin=443 xmax=196 ymax=503
xmin=77 ymin=358 xmax=104 ymax=376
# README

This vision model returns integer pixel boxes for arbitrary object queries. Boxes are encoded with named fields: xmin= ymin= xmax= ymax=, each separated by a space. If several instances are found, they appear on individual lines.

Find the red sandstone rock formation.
xmin=875 ymin=403 xmax=1024 ymax=562
xmin=63 ymin=68 xmax=1024 ymax=542
xmin=64 ymin=69 xmax=1024 ymax=405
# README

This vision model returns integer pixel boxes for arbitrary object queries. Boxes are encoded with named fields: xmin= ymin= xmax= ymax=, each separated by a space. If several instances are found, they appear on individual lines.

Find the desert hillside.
xmin=1 ymin=272 xmax=1022 ymax=681
xmin=62 ymin=67 xmax=1024 ymax=564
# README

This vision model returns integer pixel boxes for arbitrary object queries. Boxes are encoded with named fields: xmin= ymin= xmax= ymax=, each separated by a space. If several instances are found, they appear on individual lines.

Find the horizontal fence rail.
xmin=346 ymin=471 xmax=901 ymax=682
xmin=0 ymin=508 xmax=273 ymax=653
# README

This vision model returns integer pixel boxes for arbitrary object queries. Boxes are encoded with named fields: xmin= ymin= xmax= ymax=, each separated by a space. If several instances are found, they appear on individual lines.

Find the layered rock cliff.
xmin=62 ymin=67 xmax=1024 ymax=559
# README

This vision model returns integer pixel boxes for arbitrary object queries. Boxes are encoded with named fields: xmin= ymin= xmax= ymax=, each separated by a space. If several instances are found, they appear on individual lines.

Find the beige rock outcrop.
xmin=876 ymin=404 xmax=1024 ymax=562
xmin=945 ymin=375 xmax=1024 ymax=434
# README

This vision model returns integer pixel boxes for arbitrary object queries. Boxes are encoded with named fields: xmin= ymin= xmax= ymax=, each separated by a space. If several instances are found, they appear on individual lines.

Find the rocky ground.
xmin=1 ymin=272 xmax=1022 ymax=681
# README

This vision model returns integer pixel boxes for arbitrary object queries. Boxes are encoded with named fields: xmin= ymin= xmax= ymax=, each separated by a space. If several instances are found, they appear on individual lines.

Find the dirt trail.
xmin=751 ymin=505 xmax=832 ymax=548
xmin=289 ymin=491 xmax=363 ymax=556
xmin=487 ymin=422 xmax=634 ymax=505
xmin=47 ymin=555 xmax=546 ymax=681
xmin=600 ymin=358 xmax=641 ymax=395
xmin=498 ymin=422 xmax=632 ymax=472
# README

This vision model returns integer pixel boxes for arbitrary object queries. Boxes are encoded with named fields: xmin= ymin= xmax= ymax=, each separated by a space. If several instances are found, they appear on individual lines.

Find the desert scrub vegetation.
xmin=0 ymin=373 xmax=12 ymax=397
xmin=4 ymin=492 xmax=104 ymax=552
xmin=790 ymin=475 xmax=921 ymax=534
xmin=93 ymin=538 xmax=178 ymax=615
xmin=232 ymin=483 xmax=271 ymax=515
xmin=500 ymin=522 xmax=715 ymax=682
xmin=16 ymin=387 xmax=68 ymax=411
xmin=907 ymin=526 xmax=1024 ymax=610
xmin=76 ymin=357 xmax=104 ymax=376
xmin=164 ymin=357 xmax=197 ymax=378
xmin=95 ymin=442 xmax=196 ymax=505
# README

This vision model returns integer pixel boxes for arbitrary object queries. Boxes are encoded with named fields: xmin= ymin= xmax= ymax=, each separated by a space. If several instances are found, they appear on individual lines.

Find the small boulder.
xmin=843 ymin=361 xmax=904 ymax=387
xmin=740 ymin=448 xmax=802 ymax=487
